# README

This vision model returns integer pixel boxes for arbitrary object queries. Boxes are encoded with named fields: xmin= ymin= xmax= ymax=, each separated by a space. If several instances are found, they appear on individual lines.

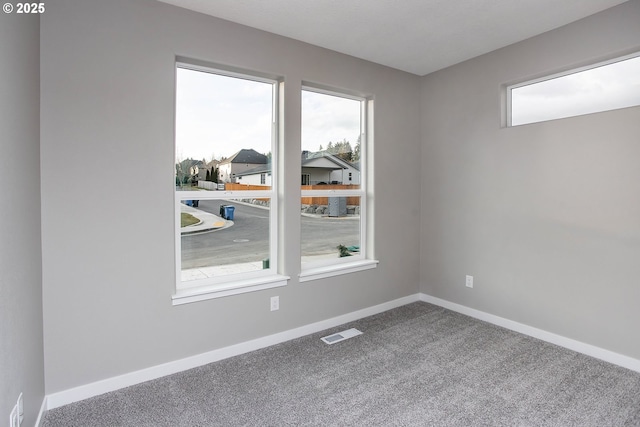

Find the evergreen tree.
xmin=353 ymin=138 xmax=361 ymax=162
xmin=331 ymin=139 xmax=353 ymax=162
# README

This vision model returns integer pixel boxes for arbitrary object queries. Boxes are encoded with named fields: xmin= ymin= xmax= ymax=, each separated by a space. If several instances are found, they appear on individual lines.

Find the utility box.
xmin=328 ymin=197 xmax=347 ymax=217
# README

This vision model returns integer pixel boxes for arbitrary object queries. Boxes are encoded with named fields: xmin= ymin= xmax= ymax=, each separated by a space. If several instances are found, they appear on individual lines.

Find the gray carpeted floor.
xmin=43 ymin=302 xmax=640 ymax=426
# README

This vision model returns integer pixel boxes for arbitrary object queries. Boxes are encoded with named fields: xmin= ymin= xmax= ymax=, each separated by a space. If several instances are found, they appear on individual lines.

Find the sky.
xmin=511 ymin=55 xmax=640 ymax=126
xmin=301 ymin=90 xmax=361 ymax=152
xmin=176 ymin=68 xmax=273 ymax=161
xmin=176 ymin=67 xmax=361 ymax=162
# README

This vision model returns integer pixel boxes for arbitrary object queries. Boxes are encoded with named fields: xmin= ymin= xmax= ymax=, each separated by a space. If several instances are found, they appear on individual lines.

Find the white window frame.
xmin=299 ymin=85 xmax=377 ymax=282
xmin=506 ymin=51 xmax=640 ymax=127
xmin=173 ymin=62 xmax=288 ymax=305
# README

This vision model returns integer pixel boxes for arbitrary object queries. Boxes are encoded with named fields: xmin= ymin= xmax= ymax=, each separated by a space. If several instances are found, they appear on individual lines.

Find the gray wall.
xmin=0 ymin=11 xmax=45 ymax=426
xmin=40 ymin=0 xmax=421 ymax=393
xmin=421 ymin=1 xmax=640 ymax=360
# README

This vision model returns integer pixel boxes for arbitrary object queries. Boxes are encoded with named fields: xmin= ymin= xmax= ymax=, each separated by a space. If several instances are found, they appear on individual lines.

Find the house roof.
xmin=219 ymin=148 xmax=268 ymax=165
xmin=176 ymin=158 xmax=206 ymax=173
xmin=302 ymin=152 xmax=360 ymax=171
xmin=235 ymin=164 xmax=271 ymax=177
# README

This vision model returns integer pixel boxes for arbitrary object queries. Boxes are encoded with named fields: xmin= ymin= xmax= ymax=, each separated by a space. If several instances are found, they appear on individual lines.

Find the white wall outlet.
xmin=466 ymin=275 xmax=474 ymax=288
xmin=270 ymin=296 xmax=279 ymax=311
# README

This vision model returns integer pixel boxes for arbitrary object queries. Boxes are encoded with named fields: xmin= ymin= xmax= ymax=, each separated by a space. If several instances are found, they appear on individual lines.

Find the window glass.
xmin=301 ymin=90 xmax=362 ymax=190
xmin=301 ymin=89 xmax=366 ymax=270
xmin=180 ymin=198 xmax=271 ymax=285
xmin=510 ymin=54 xmax=640 ymax=126
xmin=175 ymin=65 xmax=276 ymax=288
xmin=301 ymin=197 xmax=361 ymax=267
xmin=176 ymin=67 xmax=273 ymax=186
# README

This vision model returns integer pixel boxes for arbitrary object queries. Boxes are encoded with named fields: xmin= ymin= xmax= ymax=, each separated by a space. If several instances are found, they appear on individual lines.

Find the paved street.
xmin=181 ymin=200 xmax=359 ymax=269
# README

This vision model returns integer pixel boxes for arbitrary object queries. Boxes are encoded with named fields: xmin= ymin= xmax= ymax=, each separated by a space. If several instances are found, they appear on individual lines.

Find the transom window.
xmin=508 ymin=52 xmax=640 ymax=126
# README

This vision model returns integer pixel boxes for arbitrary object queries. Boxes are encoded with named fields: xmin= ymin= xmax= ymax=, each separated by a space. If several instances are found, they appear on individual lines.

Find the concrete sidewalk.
xmin=180 ymin=203 xmax=231 ymax=234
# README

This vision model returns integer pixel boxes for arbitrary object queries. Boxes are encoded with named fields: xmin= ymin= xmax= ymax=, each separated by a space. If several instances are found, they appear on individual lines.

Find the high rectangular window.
xmin=174 ymin=63 xmax=286 ymax=303
xmin=508 ymin=53 xmax=640 ymax=126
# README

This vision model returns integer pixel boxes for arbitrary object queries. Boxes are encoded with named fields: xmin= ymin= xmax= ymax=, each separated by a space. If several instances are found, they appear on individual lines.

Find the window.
xmin=173 ymin=62 xmax=287 ymax=304
xmin=300 ymin=87 xmax=376 ymax=281
xmin=508 ymin=53 xmax=640 ymax=126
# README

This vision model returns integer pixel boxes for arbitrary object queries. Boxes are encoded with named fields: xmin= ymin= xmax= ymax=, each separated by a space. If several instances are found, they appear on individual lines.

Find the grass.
xmin=181 ymin=212 xmax=200 ymax=228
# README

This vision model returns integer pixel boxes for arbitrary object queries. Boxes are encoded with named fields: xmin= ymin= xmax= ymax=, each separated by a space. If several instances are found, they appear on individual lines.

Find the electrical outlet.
xmin=465 ymin=275 xmax=474 ymax=288
xmin=270 ymin=296 xmax=279 ymax=311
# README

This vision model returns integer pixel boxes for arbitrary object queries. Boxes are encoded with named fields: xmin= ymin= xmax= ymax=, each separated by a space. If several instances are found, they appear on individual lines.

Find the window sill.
xmin=299 ymin=259 xmax=379 ymax=283
xmin=172 ymin=274 xmax=290 ymax=306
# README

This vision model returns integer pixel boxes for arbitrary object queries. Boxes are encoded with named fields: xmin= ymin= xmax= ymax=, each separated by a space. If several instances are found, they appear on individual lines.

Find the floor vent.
xmin=321 ymin=328 xmax=362 ymax=345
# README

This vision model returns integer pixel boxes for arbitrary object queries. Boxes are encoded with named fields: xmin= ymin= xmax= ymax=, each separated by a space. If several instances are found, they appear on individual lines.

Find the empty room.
xmin=1 ymin=0 xmax=639 ymax=425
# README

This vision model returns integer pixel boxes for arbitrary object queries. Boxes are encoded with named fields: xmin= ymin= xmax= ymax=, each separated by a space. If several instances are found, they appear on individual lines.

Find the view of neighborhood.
xmin=175 ymin=66 xmax=364 ymax=282
xmin=176 ymin=139 xmax=362 ymax=188
xmin=176 ymin=146 xmax=362 ymax=282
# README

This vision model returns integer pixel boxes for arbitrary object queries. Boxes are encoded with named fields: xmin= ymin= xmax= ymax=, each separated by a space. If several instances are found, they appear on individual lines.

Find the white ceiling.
xmin=157 ymin=0 xmax=628 ymax=76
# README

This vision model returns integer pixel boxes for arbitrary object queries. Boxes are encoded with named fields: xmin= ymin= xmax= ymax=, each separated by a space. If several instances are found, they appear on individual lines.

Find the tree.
xmin=329 ymin=139 xmax=353 ymax=162
xmin=175 ymin=157 xmax=202 ymax=188
xmin=353 ymin=136 xmax=361 ymax=163
xmin=175 ymin=156 xmax=189 ymax=188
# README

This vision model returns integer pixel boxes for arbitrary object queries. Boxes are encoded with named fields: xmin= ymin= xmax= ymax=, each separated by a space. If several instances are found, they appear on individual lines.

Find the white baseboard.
xmin=35 ymin=396 xmax=47 ymax=427
xmin=46 ymin=294 xmax=420 ymax=410
xmin=419 ymin=293 xmax=640 ymax=374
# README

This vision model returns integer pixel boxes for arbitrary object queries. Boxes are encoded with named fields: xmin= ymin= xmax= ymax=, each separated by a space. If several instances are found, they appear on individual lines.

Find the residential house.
xmin=217 ymin=148 xmax=269 ymax=183
xmin=234 ymin=164 xmax=272 ymax=186
xmin=301 ymin=151 xmax=360 ymax=185
xmin=204 ymin=158 xmax=221 ymax=182
xmin=176 ymin=158 xmax=206 ymax=184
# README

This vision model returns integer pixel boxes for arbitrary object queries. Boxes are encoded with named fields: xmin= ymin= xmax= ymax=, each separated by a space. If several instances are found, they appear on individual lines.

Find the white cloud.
xmin=176 ymin=68 xmax=363 ymax=161
xmin=302 ymin=90 xmax=361 ymax=152
xmin=512 ymin=55 xmax=640 ymax=126
xmin=176 ymin=68 xmax=273 ymax=160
